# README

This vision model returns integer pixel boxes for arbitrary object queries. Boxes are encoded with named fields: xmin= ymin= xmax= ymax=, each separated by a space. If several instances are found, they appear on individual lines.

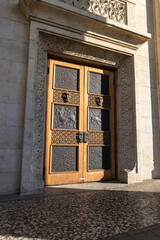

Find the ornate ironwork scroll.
xmin=59 ymin=0 xmax=126 ymax=24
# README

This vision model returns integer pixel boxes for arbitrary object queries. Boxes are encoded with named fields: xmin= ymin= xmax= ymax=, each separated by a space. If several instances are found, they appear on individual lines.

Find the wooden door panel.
xmin=45 ymin=60 xmax=115 ymax=186
xmin=45 ymin=60 xmax=84 ymax=185
xmin=84 ymin=67 xmax=115 ymax=182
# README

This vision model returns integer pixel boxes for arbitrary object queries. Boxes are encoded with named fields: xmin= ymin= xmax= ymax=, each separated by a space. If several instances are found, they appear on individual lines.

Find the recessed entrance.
xmin=45 ymin=59 xmax=115 ymax=185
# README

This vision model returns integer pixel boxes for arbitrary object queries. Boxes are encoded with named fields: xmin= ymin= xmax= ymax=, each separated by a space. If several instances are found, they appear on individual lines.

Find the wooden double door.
xmin=45 ymin=59 xmax=115 ymax=185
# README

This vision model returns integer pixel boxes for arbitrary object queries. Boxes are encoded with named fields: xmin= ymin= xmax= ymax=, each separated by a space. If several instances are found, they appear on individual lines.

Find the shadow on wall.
xmin=146 ymin=0 xmax=160 ymax=178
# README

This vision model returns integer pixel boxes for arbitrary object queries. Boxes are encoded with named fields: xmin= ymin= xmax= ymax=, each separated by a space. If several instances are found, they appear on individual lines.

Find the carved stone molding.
xmin=59 ymin=0 xmax=126 ymax=23
xmin=30 ymin=32 xmax=136 ymax=180
xmin=20 ymin=0 xmax=151 ymax=52
xmin=61 ymin=0 xmax=89 ymax=9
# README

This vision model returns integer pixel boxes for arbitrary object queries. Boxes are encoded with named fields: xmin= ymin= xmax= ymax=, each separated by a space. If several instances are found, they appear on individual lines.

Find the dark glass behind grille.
xmin=51 ymin=146 xmax=78 ymax=172
xmin=55 ymin=65 xmax=79 ymax=91
xmin=89 ymin=146 xmax=110 ymax=170
xmin=89 ymin=108 xmax=109 ymax=131
xmin=89 ymin=72 xmax=109 ymax=95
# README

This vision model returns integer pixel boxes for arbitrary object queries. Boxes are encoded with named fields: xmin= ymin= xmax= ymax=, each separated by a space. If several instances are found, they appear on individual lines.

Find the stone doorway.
xmin=20 ymin=32 xmax=137 ymax=194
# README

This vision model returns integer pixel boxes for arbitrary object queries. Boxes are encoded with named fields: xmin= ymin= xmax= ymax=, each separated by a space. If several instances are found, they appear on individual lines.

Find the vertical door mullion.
xmin=109 ymin=72 xmax=115 ymax=178
xmin=83 ymin=67 xmax=89 ymax=181
xmin=45 ymin=60 xmax=54 ymax=184
xmin=79 ymin=66 xmax=84 ymax=181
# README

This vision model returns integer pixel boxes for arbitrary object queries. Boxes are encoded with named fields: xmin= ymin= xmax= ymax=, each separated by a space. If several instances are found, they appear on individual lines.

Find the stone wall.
xmin=134 ymin=0 xmax=160 ymax=180
xmin=0 ymin=0 xmax=29 ymax=194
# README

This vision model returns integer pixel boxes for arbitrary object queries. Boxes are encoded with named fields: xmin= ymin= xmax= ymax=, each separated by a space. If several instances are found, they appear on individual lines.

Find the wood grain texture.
xmin=45 ymin=60 xmax=115 ymax=185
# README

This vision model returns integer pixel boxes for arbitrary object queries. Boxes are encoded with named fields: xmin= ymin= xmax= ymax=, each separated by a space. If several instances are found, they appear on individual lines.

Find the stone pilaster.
xmin=154 ymin=0 xmax=160 ymax=131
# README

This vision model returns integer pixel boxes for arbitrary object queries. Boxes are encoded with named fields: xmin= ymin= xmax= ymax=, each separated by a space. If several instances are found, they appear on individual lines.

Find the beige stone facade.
xmin=0 ymin=0 xmax=160 ymax=195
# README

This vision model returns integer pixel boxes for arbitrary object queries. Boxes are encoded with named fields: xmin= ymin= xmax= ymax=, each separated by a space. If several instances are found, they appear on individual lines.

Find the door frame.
xmin=45 ymin=57 xmax=117 ymax=185
xmin=83 ymin=66 xmax=115 ymax=182
xmin=45 ymin=60 xmax=84 ymax=185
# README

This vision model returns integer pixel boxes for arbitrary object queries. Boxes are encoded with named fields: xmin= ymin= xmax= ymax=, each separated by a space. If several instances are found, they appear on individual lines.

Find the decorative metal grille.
xmin=51 ymin=146 xmax=78 ymax=172
xmin=53 ymin=89 xmax=80 ymax=105
xmin=55 ymin=65 xmax=79 ymax=91
xmin=89 ymin=72 xmax=109 ymax=95
xmin=88 ymin=94 xmax=111 ymax=108
xmin=52 ymin=130 xmax=79 ymax=144
xmin=89 ymin=131 xmax=111 ymax=145
xmin=59 ymin=0 xmax=126 ymax=24
xmin=89 ymin=146 xmax=110 ymax=170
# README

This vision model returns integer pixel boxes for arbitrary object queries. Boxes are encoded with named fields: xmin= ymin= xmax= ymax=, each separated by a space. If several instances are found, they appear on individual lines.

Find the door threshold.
xmin=44 ymin=181 xmax=126 ymax=197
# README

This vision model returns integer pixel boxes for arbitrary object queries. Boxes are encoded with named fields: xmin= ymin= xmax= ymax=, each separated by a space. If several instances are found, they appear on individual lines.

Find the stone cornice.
xmin=20 ymin=0 xmax=151 ymax=51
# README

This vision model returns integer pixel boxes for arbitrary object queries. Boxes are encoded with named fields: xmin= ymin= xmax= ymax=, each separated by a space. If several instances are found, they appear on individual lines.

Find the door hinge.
xmin=48 ymin=67 xmax=50 ymax=75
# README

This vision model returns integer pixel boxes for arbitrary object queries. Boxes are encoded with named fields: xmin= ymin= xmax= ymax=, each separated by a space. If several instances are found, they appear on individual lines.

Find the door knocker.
xmin=96 ymin=96 xmax=103 ymax=106
xmin=62 ymin=92 xmax=70 ymax=102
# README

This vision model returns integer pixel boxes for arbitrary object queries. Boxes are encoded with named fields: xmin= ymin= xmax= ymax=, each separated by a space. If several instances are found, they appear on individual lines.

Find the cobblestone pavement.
xmin=1 ymin=180 xmax=160 ymax=240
